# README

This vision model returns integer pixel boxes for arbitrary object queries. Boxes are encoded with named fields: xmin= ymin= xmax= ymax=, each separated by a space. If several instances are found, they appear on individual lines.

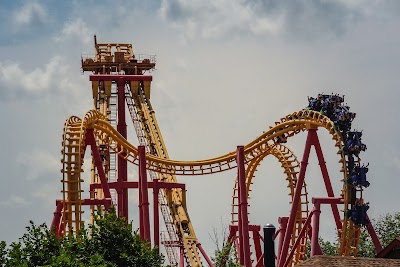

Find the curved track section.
xmin=85 ymin=110 xmax=340 ymax=175
xmin=231 ymin=144 xmax=309 ymax=265
xmin=61 ymin=115 xmax=86 ymax=233
xmin=61 ymin=108 xmax=361 ymax=261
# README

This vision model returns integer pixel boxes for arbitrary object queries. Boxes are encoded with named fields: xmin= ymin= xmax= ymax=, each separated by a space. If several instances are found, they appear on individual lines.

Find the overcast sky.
xmin=1 ymin=0 xmax=400 ymax=260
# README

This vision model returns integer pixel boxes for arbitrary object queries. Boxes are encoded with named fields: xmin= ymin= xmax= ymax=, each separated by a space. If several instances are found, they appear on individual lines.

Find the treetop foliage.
xmin=0 ymin=208 xmax=164 ymax=267
xmin=318 ymin=211 xmax=400 ymax=258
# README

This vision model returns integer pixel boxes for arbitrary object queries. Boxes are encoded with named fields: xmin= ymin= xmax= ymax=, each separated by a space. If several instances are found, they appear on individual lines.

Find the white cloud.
xmin=159 ymin=0 xmax=281 ymax=41
xmin=16 ymin=148 xmax=59 ymax=181
xmin=0 ymin=56 xmax=66 ymax=94
xmin=0 ymin=56 xmax=88 ymax=108
xmin=158 ymin=0 xmax=391 ymax=42
xmin=55 ymin=18 xmax=92 ymax=45
xmin=0 ymin=195 xmax=29 ymax=208
xmin=14 ymin=2 xmax=48 ymax=26
xmin=249 ymin=17 xmax=283 ymax=35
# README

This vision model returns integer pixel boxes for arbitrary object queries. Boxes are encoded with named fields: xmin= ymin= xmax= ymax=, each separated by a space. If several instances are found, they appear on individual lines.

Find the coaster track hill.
xmin=50 ymin=36 xmax=384 ymax=267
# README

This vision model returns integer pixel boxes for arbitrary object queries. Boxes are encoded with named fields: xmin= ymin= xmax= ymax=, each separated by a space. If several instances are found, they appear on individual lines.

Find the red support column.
xmin=237 ymin=146 xmax=251 ymax=267
xmin=139 ymin=146 xmax=151 ymax=244
xmin=279 ymin=130 xmax=313 ymax=267
xmin=117 ymin=78 xmax=128 ymax=219
xmin=307 ymin=197 xmax=342 ymax=258
xmin=311 ymin=202 xmax=321 ymax=257
xmin=234 ymin=238 xmax=240 ymax=260
xmin=283 ymin=211 xmax=314 ymax=267
xmin=138 ymin=162 xmax=144 ymax=238
xmin=197 ymin=243 xmax=214 ymax=267
xmin=180 ymin=245 xmax=185 ymax=267
xmin=253 ymin=230 xmax=262 ymax=263
xmin=227 ymin=225 xmax=237 ymax=244
xmin=366 ymin=214 xmax=383 ymax=253
xmin=51 ymin=201 xmax=63 ymax=237
xmin=255 ymin=255 xmax=264 ymax=267
xmin=153 ymin=178 xmax=160 ymax=253
xmin=311 ymin=130 xmax=342 ymax=232
xmin=277 ymin=217 xmax=288 ymax=267
xmin=87 ymin=130 xmax=112 ymax=210
xmin=238 ymin=199 xmax=243 ymax=264
xmin=307 ymin=224 xmax=323 ymax=256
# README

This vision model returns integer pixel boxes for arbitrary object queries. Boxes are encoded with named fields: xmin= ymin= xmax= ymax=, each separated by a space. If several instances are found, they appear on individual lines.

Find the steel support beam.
xmin=197 ymin=243 xmax=214 ymax=267
xmin=87 ymin=130 xmax=112 ymax=210
xmin=117 ymin=78 xmax=128 ymax=219
xmin=279 ymin=130 xmax=313 ymax=267
xmin=153 ymin=178 xmax=160 ymax=253
xmin=277 ymin=216 xmax=288 ymax=266
xmin=366 ymin=214 xmax=383 ymax=253
xmin=50 ymin=201 xmax=63 ymax=237
xmin=139 ymin=146 xmax=151 ymax=244
xmin=237 ymin=146 xmax=251 ymax=267
xmin=180 ymin=246 xmax=185 ymax=267
xmin=282 ymin=211 xmax=313 ymax=267
xmin=311 ymin=130 xmax=342 ymax=232
xmin=311 ymin=203 xmax=321 ymax=257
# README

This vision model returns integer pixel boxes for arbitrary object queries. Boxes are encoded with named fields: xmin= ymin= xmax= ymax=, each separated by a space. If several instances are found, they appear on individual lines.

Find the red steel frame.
xmin=237 ymin=146 xmax=252 ymax=267
xmin=52 ymin=79 xmax=385 ymax=266
xmin=53 ymin=71 xmax=214 ymax=264
xmin=117 ymin=77 xmax=128 ymax=219
xmin=228 ymin=129 xmax=383 ymax=267
xmin=278 ymin=128 xmax=342 ymax=267
xmin=90 ymin=74 xmax=153 ymax=220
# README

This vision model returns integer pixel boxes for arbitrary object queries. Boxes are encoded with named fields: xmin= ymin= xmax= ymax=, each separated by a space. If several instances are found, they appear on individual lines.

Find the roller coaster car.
xmin=320 ymin=104 xmax=334 ymax=119
xmin=344 ymin=131 xmax=367 ymax=155
xmin=321 ymin=93 xmax=344 ymax=106
xmin=318 ymin=94 xmax=331 ymax=101
xmin=275 ymin=136 xmax=287 ymax=143
xmin=324 ymin=95 xmax=345 ymax=118
xmin=329 ymin=94 xmax=345 ymax=105
xmin=347 ymin=164 xmax=370 ymax=188
xmin=336 ymin=120 xmax=352 ymax=133
xmin=335 ymin=106 xmax=356 ymax=122
xmin=99 ymin=144 xmax=108 ymax=161
xmin=308 ymin=94 xmax=346 ymax=113
xmin=347 ymin=202 xmax=369 ymax=226
xmin=275 ymin=128 xmax=287 ymax=144
xmin=307 ymin=97 xmax=321 ymax=111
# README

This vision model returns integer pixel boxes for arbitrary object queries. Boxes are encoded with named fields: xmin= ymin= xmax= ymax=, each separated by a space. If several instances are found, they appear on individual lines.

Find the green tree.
xmin=212 ymin=240 xmax=243 ymax=267
xmin=0 ymin=208 xmax=164 ymax=267
xmin=318 ymin=211 xmax=400 ymax=257
xmin=0 ymin=241 xmax=6 ymax=265
xmin=209 ymin=221 xmax=243 ymax=267
xmin=358 ymin=212 xmax=400 ymax=257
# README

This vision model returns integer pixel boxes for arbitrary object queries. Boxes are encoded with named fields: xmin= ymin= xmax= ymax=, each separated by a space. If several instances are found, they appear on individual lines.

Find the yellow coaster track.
xmin=59 ymin=37 xmax=364 ymax=266
xmin=61 ymin=108 xmax=359 ymax=266
xmin=230 ymin=144 xmax=309 ymax=265
xmin=130 ymin=82 xmax=202 ymax=265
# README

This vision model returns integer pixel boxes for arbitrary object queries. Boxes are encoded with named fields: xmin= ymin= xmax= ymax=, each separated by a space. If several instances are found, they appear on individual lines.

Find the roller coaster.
xmin=50 ymin=36 xmax=383 ymax=267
